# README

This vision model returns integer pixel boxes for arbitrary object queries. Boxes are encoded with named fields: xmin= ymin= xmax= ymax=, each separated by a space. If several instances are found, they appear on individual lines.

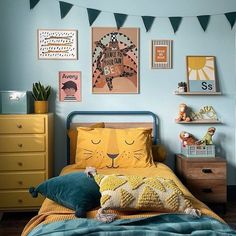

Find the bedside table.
xmin=175 ymin=154 xmax=227 ymax=204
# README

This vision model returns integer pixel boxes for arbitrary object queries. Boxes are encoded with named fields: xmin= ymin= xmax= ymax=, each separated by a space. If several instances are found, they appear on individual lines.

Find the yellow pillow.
xmin=75 ymin=127 xmax=153 ymax=168
xmin=68 ymin=122 xmax=105 ymax=164
xmin=94 ymin=174 xmax=193 ymax=212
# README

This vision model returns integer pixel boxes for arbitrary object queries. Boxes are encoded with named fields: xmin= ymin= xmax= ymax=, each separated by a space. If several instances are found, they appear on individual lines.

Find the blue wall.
xmin=0 ymin=0 xmax=236 ymax=184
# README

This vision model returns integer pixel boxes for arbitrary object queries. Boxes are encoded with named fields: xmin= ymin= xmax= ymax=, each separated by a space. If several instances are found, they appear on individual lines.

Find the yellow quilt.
xmin=22 ymin=163 xmax=223 ymax=236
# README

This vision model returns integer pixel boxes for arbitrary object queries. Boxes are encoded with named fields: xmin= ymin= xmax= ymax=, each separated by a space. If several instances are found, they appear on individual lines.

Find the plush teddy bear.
xmin=179 ymin=131 xmax=199 ymax=147
xmin=199 ymin=127 xmax=216 ymax=145
xmin=175 ymin=103 xmax=191 ymax=122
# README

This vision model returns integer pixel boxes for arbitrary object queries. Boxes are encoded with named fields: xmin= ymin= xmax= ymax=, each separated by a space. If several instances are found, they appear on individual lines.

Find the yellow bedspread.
xmin=22 ymin=163 xmax=223 ymax=236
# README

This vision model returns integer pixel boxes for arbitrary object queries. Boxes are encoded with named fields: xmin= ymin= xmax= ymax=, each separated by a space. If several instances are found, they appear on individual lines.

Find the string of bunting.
xmin=30 ymin=0 xmax=236 ymax=32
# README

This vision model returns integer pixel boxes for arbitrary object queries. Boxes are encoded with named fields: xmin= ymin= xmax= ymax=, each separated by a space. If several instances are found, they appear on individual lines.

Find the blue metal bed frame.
xmin=66 ymin=111 xmax=159 ymax=165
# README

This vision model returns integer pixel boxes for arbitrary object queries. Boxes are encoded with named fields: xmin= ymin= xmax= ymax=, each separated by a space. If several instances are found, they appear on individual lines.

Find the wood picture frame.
xmin=59 ymin=71 xmax=81 ymax=102
xmin=92 ymin=27 xmax=139 ymax=94
xmin=38 ymin=29 xmax=78 ymax=60
xmin=186 ymin=56 xmax=216 ymax=93
xmin=151 ymin=40 xmax=172 ymax=69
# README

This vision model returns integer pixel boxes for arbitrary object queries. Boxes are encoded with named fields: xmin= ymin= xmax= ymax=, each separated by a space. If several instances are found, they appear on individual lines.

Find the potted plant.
xmin=32 ymin=82 xmax=51 ymax=114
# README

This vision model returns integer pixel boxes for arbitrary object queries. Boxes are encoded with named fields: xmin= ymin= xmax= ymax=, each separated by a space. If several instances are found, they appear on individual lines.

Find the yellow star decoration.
xmin=99 ymin=175 xmax=127 ymax=192
xmin=136 ymin=186 xmax=163 ymax=209
xmin=120 ymin=188 xmax=135 ymax=207
xmin=126 ymin=176 xmax=144 ymax=190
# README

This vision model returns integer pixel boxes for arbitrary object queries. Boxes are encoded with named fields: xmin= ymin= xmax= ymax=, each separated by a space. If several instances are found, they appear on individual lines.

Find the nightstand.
xmin=175 ymin=154 xmax=227 ymax=204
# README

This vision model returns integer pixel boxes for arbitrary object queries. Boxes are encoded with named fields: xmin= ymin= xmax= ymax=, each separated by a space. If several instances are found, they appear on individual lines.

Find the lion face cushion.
xmin=75 ymin=127 xmax=153 ymax=168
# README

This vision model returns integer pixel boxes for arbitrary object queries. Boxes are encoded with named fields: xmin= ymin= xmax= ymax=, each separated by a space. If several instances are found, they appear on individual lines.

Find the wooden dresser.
xmin=0 ymin=114 xmax=53 ymax=211
xmin=176 ymin=154 xmax=227 ymax=204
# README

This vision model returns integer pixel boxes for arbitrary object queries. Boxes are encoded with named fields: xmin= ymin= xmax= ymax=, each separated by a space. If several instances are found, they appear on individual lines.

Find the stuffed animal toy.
xmin=199 ymin=127 xmax=216 ymax=145
xmin=175 ymin=103 xmax=191 ymax=122
xmin=179 ymin=131 xmax=199 ymax=147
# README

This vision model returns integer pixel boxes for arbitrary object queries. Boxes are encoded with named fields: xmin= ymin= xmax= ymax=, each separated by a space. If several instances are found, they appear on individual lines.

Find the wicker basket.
xmin=181 ymin=145 xmax=215 ymax=158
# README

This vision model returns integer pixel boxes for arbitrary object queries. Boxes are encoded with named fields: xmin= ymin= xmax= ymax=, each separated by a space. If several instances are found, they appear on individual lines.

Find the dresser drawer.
xmin=0 ymin=190 xmax=44 ymax=208
xmin=0 ymin=172 xmax=45 ymax=190
xmin=0 ymin=135 xmax=45 ymax=152
xmin=0 ymin=153 xmax=45 ymax=171
xmin=183 ymin=162 xmax=226 ymax=179
xmin=0 ymin=117 xmax=45 ymax=134
xmin=186 ymin=179 xmax=227 ymax=203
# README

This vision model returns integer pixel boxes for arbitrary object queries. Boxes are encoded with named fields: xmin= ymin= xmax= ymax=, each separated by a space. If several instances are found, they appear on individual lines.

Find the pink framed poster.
xmin=59 ymin=71 xmax=81 ymax=102
xmin=92 ymin=27 xmax=139 ymax=94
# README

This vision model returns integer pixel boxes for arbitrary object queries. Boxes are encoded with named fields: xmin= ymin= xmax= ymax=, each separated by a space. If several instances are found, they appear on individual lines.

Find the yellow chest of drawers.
xmin=0 ymin=114 xmax=53 ymax=211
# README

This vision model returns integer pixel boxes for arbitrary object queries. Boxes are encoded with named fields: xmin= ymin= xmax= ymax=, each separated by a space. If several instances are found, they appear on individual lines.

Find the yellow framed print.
xmin=186 ymin=56 xmax=216 ymax=92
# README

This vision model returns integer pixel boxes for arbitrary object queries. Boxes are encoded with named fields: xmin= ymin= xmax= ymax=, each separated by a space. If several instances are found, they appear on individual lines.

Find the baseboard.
xmin=227 ymin=185 xmax=236 ymax=201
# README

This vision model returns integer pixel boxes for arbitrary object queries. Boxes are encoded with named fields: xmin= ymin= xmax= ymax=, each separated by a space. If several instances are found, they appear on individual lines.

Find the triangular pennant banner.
xmin=114 ymin=13 xmax=128 ymax=29
xmin=87 ymin=8 xmax=101 ymax=26
xmin=225 ymin=12 xmax=236 ymax=29
xmin=197 ymin=15 xmax=210 ymax=31
xmin=59 ymin=1 xmax=73 ymax=19
xmin=142 ymin=16 xmax=155 ymax=32
xmin=30 ymin=0 xmax=40 ymax=9
xmin=169 ymin=17 xmax=182 ymax=33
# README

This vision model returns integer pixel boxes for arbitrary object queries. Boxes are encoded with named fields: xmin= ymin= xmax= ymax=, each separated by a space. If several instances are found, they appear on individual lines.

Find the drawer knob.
xmin=18 ymin=199 xmax=23 ymax=203
xmin=18 ymin=181 xmax=23 ymax=185
xmin=17 ymin=124 xmax=22 ymax=129
xmin=18 ymin=162 xmax=23 ymax=166
xmin=202 ymin=188 xmax=213 ymax=193
xmin=18 ymin=144 xmax=23 ymax=148
xmin=202 ymin=168 xmax=212 ymax=174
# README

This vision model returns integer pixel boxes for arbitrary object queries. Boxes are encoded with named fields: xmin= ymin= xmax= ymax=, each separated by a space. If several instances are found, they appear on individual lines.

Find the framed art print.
xmin=59 ymin=71 xmax=81 ymax=102
xmin=186 ymin=56 xmax=216 ymax=92
xmin=38 ymin=29 xmax=78 ymax=59
xmin=151 ymin=40 xmax=172 ymax=69
xmin=92 ymin=27 xmax=139 ymax=94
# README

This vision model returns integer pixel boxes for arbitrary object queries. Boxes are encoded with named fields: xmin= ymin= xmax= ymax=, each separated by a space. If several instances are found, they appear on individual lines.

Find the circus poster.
xmin=92 ymin=27 xmax=139 ymax=94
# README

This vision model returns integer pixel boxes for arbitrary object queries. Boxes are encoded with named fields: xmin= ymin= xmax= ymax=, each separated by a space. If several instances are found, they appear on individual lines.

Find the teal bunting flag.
xmin=114 ymin=13 xmax=128 ymax=29
xmin=87 ymin=8 xmax=101 ymax=26
xmin=59 ymin=1 xmax=73 ymax=19
xmin=30 ymin=0 xmax=40 ymax=9
xmin=142 ymin=16 xmax=155 ymax=32
xmin=169 ymin=17 xmax=182 ymax=33
xmin=225 ymin=12 xmax=236 ymax=29
xmin=197 ymin=15 xmax=210 ymax=31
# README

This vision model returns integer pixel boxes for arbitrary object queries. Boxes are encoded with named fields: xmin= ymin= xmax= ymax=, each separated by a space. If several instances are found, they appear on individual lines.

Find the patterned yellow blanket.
xmin=22 ymin=163 xmax=223 ymax=236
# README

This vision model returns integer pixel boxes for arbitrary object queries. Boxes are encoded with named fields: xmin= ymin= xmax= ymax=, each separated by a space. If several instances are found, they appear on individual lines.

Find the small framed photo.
xmin=186 ymin=56 xmax=216 ymax=92
xmin=151 ymin=40 xmax=172 ymax=69
xmin=38 ymin=29 xmax=78 ymax=60
xmin=59 ymin=71 xmax=81 ymax=102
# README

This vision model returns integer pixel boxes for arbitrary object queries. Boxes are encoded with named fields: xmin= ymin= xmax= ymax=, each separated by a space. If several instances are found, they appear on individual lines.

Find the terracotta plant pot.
xmin=34 ymin=101 xmax=48 ymax=114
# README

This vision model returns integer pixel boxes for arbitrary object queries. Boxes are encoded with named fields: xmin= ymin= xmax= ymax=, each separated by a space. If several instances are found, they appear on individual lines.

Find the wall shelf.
xmin=175 ymin=119 xmax=222 ymax=124
xmin=174 ymin=91 xmax=222 ymax=95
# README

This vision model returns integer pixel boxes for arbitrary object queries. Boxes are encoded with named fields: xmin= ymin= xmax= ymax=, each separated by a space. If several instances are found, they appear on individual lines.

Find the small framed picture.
xmin=151 ymin=40 xmax=172 ymax=69
xmin=186 ymin=56 xmax=216 ymax=92
xmin=59 ymin=71 xmax=81 ymax=102
xmin=38 ymin=29 xmax=78 ymax=60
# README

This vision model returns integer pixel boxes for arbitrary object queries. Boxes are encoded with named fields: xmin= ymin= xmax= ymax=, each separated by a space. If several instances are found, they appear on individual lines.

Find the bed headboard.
xmin=66 ymin=111 xmax=159 ymax=165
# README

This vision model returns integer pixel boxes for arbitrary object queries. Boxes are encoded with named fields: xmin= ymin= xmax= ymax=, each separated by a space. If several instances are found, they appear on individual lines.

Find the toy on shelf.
xmin=177 ymin=82 xmax=187 ymax=93
xmin=198 ymin=127 xmax=216 ymax=145
xmin=175 ymin=103 xmax=191 ymax=122
xmin=190 ymin=106 xmax=218 ymax=121
xmin=179 ymin=131 xmax=199 ymax=147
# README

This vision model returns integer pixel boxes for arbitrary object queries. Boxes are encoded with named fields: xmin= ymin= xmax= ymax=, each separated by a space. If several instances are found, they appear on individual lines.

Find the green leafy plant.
xmin=32 ymin=82 xmax=51 ymax=101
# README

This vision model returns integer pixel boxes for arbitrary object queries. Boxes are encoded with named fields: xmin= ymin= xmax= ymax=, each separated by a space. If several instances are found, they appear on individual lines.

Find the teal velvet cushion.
xmin=29 ymin=172 xmax=101 ymax=217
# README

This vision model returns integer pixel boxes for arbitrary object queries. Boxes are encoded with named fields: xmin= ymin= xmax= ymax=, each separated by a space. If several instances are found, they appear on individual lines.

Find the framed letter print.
xmin=92 ymin=27 xmax=139 ymax=94
xmin=151 ymin=40 xmax=172 ymax=69
xmin=59 ymin=71 xmax=81 ymax=102
xmin=38 ymin=29 xmax=78 ymax=59
xmin=186 ymin=56 xmax=216 ymax=92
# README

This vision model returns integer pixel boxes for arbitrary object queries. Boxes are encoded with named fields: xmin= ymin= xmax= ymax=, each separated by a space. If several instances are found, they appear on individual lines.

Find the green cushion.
xmin=29 ymin=172 xmax=101 ymax=217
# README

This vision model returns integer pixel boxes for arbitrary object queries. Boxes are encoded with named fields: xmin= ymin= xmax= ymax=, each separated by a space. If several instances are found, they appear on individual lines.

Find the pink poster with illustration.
xmin=59 ymin=71 xmax=81 ymax=102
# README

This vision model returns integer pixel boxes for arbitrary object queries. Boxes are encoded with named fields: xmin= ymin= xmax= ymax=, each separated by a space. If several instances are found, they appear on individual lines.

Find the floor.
xmin=0 ymin=202 xmax=236 ymax=236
